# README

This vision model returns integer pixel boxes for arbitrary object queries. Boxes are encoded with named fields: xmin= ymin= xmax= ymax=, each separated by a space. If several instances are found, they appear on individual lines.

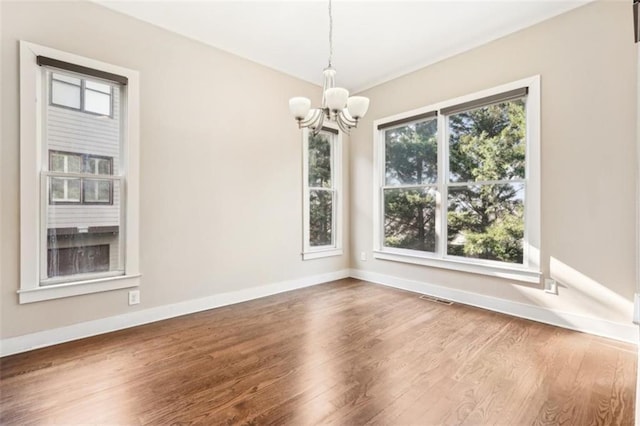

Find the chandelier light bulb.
xmin=325 ymin=87 xmax=349 ymax=112
xmin=289 ymin=97 xmax=311 ymax=120
xmin=347 ymin=96 xmax=370 ymax=120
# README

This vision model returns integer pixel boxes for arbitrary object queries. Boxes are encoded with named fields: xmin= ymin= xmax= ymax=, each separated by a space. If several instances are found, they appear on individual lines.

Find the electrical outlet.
xmin=360 ymin=252 xmax=367 ymax=261
xmin=128 ymin=290 xmax=140 ymax=305
xmin=544 ymin=279 xmax=557 ymax=295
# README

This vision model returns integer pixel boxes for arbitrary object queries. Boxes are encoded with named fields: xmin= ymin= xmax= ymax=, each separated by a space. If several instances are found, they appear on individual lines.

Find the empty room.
xmin=1 ymin=0 xmax=638 ymax=424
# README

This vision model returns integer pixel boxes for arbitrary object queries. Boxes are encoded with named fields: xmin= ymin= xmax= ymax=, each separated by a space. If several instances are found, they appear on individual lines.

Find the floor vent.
xmin=419 ymin=294 xmax=454 ymax=305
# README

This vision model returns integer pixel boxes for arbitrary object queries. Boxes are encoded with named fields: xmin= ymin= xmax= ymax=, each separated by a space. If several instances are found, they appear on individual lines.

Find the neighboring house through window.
xmin=302 ymin=126 xmax=343 ymax=259
xmin=373 ymin=77 xmax=541 ymax=283
xmin=19 ymin=42 xmax=140 ymax=303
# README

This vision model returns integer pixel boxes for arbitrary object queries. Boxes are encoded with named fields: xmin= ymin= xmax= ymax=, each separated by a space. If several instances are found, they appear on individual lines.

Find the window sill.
xmin=373 ymin=250 xmax=541 ymax=284
xmin=18 ymin=273 xmax=141 ymax=304
xmin=302 ymin=248 xmax=343 ymax=260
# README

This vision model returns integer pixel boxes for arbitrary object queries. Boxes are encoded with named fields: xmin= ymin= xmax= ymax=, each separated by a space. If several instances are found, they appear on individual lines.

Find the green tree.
xmin=383 ymin=100 xmax=526 ymax=263
xmin=308 ymin=133 xmax=332 ymax=246
xmin=447 ymin=100 xmax=525 ymax=263
xmin=384 ymin=120 xmax=438 ymax=251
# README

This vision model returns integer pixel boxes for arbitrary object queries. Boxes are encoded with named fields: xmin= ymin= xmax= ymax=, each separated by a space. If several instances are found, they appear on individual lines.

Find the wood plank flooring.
xmin=0 ymin=279 xmax=636 ymax=425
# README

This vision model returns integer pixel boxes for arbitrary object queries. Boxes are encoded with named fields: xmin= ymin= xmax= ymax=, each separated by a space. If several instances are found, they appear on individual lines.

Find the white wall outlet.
xmin=128 ymin=290 xmax=140 ymax=305
xmin=544 ymin=278 xmax=557 ymax=295
xmin=360 ymin=252 xmax=367 ymax=261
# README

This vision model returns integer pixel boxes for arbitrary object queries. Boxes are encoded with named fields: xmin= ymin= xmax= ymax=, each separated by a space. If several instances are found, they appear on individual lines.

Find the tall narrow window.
xmin=382 ymin=115 xmax=438 ymax=253
xmin=373 ymin=77 xmax=540 ymax=283
xmin=20 ymin=42 xmax=140 ymax=303
xmin=446 ymin=98 xmax=526 ymax=264
xmin=302 ymin=126 xmax=343 ymax=259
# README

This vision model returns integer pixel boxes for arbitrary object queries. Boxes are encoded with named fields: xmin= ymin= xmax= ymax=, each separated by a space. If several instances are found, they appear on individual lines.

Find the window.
xmin=51 ymin=72 xmax=113 ymax=116
xmin=302 ymin=126 xmax=343 ymax=259
xmin=373 ymin=77 xmax=540 ymax=283
xmin=49 ymin=151 xmax=113 ymax=205
xmin=19 ymin=41 xmax=140 ymax=303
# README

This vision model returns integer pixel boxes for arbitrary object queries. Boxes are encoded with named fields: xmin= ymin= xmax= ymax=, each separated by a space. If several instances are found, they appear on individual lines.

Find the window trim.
xmin=372 ymin=76 xmax=541 ymax=284
xmin=19 ymin=41 xmax=140 ymax=303
xmin=301 ymin=124 xmax=344 ymax=260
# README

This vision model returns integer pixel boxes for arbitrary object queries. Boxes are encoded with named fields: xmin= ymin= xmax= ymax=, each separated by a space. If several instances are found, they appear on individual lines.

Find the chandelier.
xmin=288 ymin=0 xmax=369 ymax=134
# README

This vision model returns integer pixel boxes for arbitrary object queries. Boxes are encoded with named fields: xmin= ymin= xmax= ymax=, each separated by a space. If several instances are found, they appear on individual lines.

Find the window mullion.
xmin=437 ymin=113 xmax=448 ymax=259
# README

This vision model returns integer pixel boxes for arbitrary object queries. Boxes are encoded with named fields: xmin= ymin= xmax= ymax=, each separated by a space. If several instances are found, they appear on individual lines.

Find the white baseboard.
xmin=349 ymin=269 xmax=638 ymax=344
xmin=0 ymin=269 xmax=350 ymax=357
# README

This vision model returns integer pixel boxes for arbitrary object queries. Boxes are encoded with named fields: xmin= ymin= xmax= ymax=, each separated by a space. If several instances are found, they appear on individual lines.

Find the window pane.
xmin=447 ymin=183 xmax=524 ymax=263
xmin=47 ymin=244 xmax=110 ymax=278
xmin=85 ymin=90 xmax=111 ymax=115
xmin=52 ymin=73 xmax=81 ymax=86
xmin=309 ymin=189 xmax=333 ymax=246
xmin=384 ymin=187 xmax=437 ymax=252
xmin=50 ymin=178 xmax=81 ymax=203
xmin=46 ymin=180 xmax=123 ymax=281
xmin=86 ymin=157 xmax=112 ymax=175
xmin=50 ymin=153 xmax=66 ymax=172
xmin=385 ymin=119 xmax=437 ymax=186
xmin=51 ymin=80 xmax=81 ymax=109
xmin=83 ymin=179 xmax=112 ymax=203
xmin=308 ymin=132 xmax=332 ymax=188
xmin=448 ymin=99 xmax=526 ymax=183
xmin=97 ymin=159 xmax=111 ymax=175
xmin=67 ymin=154 xmax=82 ymax=173
xmin=85 ymin=80 xmax=111 ymax=94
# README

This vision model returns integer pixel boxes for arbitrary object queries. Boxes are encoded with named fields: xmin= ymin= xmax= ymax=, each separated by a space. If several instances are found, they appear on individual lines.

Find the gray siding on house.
xmin=46 ymin=77 xmax=121 ymax=229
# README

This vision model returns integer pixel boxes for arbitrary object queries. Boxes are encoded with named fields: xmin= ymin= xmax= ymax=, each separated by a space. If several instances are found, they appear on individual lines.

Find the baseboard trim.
xmin=0 ymin=269 xmax=350 ymax=357
xmin=349 ymin=269 xmax=638 ymax=344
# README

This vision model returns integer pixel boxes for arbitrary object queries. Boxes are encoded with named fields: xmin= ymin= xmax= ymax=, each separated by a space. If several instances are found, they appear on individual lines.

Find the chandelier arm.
xmin=312 ymin=112 xmax=326 ymax=135
xmin=338 ymin=110 xmax=358 ymax=126
xmin=298 ymin=109 xmax=320 ymax=128
xmin=336 ymin=114 xmax=351 ymax=134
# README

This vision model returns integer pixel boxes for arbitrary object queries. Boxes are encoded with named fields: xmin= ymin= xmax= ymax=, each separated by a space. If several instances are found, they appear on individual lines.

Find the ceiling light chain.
xmin=288 ymin=0 xmax=369 ymax=135
xmin=328 ymin=0 xmax=333 ymax=68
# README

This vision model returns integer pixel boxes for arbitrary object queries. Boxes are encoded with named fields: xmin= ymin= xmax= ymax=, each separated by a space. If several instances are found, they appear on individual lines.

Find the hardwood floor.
xmin=1 ymin=279 xmax=636 ymax=425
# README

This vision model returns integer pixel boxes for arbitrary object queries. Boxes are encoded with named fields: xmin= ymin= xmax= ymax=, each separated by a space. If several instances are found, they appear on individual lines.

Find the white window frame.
xmin=19 ymin=41 xmax=141 ymax=303
xmin=302 ymin=124 xmax=343 ymax=260
xmin=373 ymin=76 xmax=541 ymax=284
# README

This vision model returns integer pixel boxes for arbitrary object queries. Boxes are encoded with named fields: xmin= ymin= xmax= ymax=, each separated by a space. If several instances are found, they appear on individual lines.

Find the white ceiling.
xmin=96 ymin=0 xmax=591 ymax=93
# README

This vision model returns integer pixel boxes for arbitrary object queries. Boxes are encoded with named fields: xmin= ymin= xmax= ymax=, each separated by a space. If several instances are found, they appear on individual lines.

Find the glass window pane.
xmin=47 ymin=244 xmax=110 ymax=278
xmin=447 ymin=183 xmax=524 ymax=263
xmin=51 ymin=178 xmax=65 ymax=200
xmin=51 ymin=80 xmax=81 ymax=109
xmin=52 ymin=73 xmax=81 ymax=86
xmin=67 ymin=154 xmax=82 ymax=173
xmin=85 ymin=90 xmax=111 ymax=115
xmin=384 ymin=187 xmax=437 ymax=252
xmin=97 ymin=159 xmax=111 ymax=175
xmin=385 ymin=119 xmax=437 ymax=186
xmin=50 ymin=178 xmax=81 ymax=203
xmin=85 ymin=80 xmax=111 ymax=94
xmin=309 ymin=189 xmax=333 ymax=247
xmin=308 ymin=132 xmax=332 ymax=188
xmin=50 ymin=153 xmax=65 ymax=172
xmin=46 ymin=180 xmax=123 ymax=281
xmin=448 ymin=99 xmax=526 ymax=183
xmin=83 ymin=179 xmax=112 ymax=203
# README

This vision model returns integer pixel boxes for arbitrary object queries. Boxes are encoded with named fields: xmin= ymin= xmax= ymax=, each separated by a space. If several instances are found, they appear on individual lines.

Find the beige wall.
xmin=0 ymin=1 xmax=349 ymax=338
xmin=350 ymin=1 xmax=637 ymax=325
